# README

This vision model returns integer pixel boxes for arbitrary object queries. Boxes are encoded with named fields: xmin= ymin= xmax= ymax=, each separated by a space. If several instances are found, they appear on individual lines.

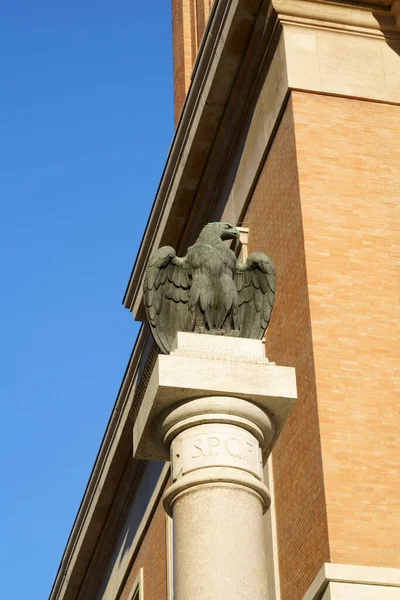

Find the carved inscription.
xmin=178 ymin=430 xmax=263 ymax=479
xmin=190 ymin=435 xmax=257 ymax=462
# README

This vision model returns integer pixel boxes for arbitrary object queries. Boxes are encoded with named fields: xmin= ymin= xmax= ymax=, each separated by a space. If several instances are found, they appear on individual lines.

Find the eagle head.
xmin=201 ymin=222 xmax=240 ymax=241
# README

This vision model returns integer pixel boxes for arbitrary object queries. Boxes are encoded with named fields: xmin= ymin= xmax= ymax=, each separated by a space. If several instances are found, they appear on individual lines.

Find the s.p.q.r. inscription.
xmin=176 ymin=430 xmax=263 ymax=479
xmin=190 ymin=434 xmax=257 ymax=463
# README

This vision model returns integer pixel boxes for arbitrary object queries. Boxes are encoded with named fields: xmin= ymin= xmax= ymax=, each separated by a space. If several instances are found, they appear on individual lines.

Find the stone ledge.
xmin=273 ymin=0 xmax=399 ymax=35
xmin=302 ymin=563 xmax=400 ymax=600
xmin=133 ymin=333 xmax=296 ymax=461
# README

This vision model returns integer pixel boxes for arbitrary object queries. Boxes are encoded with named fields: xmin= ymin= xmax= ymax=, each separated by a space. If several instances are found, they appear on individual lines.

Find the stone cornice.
xmin=273 ymin=0 xmax=399 ymax=36
xmin=302 ymin=563 xmax=400 ymax=600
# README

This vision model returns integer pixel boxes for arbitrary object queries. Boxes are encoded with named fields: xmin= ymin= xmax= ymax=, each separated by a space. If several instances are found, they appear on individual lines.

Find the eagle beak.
xmin=221 ymin=227 xmax=240 ymax=241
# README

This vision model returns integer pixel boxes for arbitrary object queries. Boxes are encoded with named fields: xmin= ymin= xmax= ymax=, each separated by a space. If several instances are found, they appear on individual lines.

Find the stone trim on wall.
xmin=127 ymin=568 xmax=144 ymax=600
xmin=301 ymin=564 xmax=400 ymax=600
xmin=264 ymin=456 xmax=282 ymax=600
xmin=165 ymin=515 xmax=174 ymax=600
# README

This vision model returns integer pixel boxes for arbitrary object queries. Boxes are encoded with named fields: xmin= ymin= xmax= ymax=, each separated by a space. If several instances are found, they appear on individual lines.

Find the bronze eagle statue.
xmin=144 ymin=222 xmax=276 ymax=354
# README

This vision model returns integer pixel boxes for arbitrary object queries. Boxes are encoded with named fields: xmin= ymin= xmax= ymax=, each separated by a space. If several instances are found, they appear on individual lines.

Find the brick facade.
xmin=244 ymin=98 xmax=330 ymax=600
xmin=171 ymin=0 xmax=213 ymax=125
xmin=119 ymin=495 xmax=167 ymax=600
xmin=293 ymin=91 xmax=400 ymax=570
xmin=242 ymin=91 xmax=400 ymax=599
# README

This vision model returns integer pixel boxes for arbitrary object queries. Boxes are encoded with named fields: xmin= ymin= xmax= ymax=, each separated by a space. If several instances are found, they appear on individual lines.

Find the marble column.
xmin=133 ymin=333 xmax=296 ymax=600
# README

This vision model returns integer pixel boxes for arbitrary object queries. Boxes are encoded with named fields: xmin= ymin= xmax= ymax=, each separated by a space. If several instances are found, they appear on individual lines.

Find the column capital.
xmin=161 ymin=395 xmax=275 ymax=516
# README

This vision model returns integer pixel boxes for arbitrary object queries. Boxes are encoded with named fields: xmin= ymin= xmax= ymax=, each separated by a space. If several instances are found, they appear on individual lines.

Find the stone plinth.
xmin=133 ymin=332 xmax=297 ymax=600
xmin=133 ymin=333 xmax=296 ymax=462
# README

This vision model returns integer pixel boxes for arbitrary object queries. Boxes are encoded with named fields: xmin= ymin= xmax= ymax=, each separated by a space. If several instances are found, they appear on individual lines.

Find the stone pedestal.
xmin=133 ymin=333 xmax=296 ymax=600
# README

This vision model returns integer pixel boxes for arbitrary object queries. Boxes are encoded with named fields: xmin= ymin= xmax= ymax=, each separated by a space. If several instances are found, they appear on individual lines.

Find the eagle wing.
xmin=144 ymin=246 xmax=193 ymax=354
xmin=234 ymin=252 xmax=276 ymax=339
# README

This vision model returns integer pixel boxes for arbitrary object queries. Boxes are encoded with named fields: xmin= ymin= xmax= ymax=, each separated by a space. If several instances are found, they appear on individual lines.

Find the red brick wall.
xmin=120 ymin=496 xmax=167 ymax=600
xmin=244 ymin=91 xmax=400 ymax=598
xmin=243 ymin=97 xmax=330 ymax=600
xmin=293 ymin=91 xmax=400 ymax=569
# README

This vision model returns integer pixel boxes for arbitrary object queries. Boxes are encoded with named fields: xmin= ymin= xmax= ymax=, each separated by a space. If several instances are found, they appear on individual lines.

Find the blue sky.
xmin=0 ymin=2 xmax=173 ymax=597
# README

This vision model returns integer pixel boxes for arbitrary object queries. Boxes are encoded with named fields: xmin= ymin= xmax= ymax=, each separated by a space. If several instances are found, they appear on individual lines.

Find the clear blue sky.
xmin=0 ymin=2 xmax=173 ymax=597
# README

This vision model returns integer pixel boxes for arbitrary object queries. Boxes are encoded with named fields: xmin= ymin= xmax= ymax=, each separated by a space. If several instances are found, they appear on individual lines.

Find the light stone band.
xmin=163 ymin=466 xmax=271 ymax=516
xmin=163 ymin=412 xmax=265 ymax=445
xmin=161 ymin=396 xmax=275 ymax=445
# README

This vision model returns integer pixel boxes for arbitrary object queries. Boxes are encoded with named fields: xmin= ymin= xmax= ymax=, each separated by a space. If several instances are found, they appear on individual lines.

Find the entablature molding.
xmin=273 ymin=0 xmax=398 ymax=36
xmin=301 ymin=563 xmax=400 ymax=600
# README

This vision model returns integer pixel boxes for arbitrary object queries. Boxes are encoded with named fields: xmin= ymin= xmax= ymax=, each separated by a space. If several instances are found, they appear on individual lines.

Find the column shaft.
xmin=173 ymin=483 xmax=268 ymax=600
xmin=161 ymin=396 xmax=274 ymax=600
